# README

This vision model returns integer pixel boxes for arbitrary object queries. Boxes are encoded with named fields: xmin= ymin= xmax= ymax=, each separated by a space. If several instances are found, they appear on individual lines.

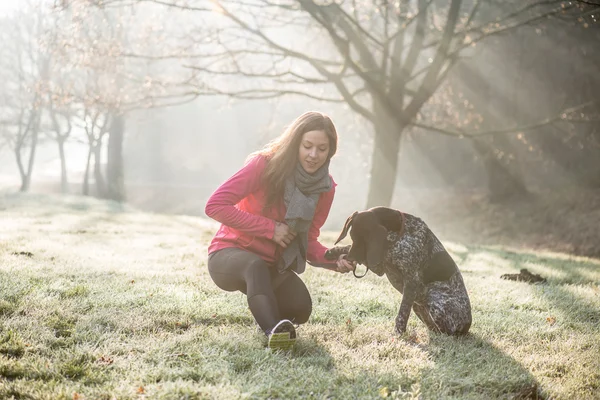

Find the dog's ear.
xmin=366 ymin=224 xmax=388 ymax=269
xmin=334 ymin=211 xmax=358 ymax=244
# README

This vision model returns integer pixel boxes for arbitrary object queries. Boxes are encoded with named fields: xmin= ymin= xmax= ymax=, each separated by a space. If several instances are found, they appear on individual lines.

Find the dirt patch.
xmin=501 ymin=269 xmax=547 ymax=284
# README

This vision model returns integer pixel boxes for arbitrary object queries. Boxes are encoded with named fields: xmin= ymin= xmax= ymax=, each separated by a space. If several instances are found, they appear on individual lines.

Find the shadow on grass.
xmin=237 ymin=332 xmax=541 ymax=399
xmin=230 ymin=338 xmax=419 ymax=399
xmin=491 ymin=248 xmax=599 ymax=284
xmin=483 ymin=248 xmax=600 ymax=326
xmin=420 ymin=332 xmax=543 ymax=399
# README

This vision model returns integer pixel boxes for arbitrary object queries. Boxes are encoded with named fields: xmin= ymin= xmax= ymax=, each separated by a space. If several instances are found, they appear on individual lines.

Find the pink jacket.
xmin=205 ymin=155 xmax=336 ymax=268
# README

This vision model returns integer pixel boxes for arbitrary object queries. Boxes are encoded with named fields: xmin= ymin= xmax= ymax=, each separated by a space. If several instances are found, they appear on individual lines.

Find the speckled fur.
xmin=331 ymin=211 xmax=472 ymax=335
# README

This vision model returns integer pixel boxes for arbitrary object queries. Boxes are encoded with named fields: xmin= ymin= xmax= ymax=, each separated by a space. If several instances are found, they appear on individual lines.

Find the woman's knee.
xmin=277 ymin=281 xmax=312 ymax=324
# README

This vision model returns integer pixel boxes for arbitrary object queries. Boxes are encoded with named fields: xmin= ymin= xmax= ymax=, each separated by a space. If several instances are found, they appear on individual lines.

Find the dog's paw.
xmin=394 ymin=326 xmax=407 ymax=335
xmin=324 ymin=245 xmax=351 ymax=260
xmin=395 ymin=317 xmax=408 ymax=335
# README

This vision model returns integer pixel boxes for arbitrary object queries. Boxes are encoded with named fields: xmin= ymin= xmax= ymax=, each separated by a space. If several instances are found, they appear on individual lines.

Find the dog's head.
xmin=334 ymin=207 xmax=403 ymax=275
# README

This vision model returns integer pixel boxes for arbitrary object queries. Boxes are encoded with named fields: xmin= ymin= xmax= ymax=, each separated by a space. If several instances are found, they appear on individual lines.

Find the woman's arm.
xmin=306 ymin=181 xmax=336 ymax=266
xmin=204 ymin=155 xmax=275 ymax=239
xmin=307 ymin=181 xmax=355 ymax=273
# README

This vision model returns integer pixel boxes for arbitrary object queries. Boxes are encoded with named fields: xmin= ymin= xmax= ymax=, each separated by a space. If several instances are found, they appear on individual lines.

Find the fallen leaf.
xmin=12 ymin=251 xmax=33 ymax=257
xmin=547 ymin=316 xmax=556 ymax=326
xmin=98 ymin=355 xmax=114 ymax=365
xmin=137 ymin=386 xmax=145 ymax=394
xmin=379 ymin=387 xmax=390 ymax=398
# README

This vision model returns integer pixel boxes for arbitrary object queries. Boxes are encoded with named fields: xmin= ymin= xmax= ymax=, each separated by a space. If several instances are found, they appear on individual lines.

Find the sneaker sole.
xmin=268 ymin=332 xmax=296 ymax=351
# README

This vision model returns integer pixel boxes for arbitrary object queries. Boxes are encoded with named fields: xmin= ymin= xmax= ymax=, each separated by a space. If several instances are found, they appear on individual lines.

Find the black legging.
xmin=207 ymin=247 xmax=312 ymax=334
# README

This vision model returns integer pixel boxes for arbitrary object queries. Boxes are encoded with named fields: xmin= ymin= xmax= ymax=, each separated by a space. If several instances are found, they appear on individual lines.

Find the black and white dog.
xmin=326 ymin=207 xmax=472 ymax=335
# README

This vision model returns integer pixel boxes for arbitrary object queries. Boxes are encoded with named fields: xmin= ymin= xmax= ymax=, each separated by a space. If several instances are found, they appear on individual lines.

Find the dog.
xmin=325 ymin=207 xmax=472 ymax=335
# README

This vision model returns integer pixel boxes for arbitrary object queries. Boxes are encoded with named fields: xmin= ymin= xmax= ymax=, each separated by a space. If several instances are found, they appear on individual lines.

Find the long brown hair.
xmin=248 ymin=111 xmax=338 ymax=209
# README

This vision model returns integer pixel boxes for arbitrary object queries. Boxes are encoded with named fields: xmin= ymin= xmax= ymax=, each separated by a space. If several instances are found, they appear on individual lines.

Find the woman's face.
xmin=298 ymin=130 xmax=330 ymax=174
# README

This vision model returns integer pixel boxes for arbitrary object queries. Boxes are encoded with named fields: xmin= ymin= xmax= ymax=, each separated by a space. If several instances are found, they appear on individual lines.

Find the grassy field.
xmin=0 ymin=193 xmax=599 ymax=400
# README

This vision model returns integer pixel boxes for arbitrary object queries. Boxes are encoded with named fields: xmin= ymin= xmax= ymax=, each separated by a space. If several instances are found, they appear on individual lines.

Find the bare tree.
xmin=0 ymin=4 xmax=50 ymax=192
xmin=77 ymin=107 xmax=110 ymax=196
xmin=47 ymin=0 xmax=195 ymax=201
xmin=44 ymin=66 xmax=77 ymax=193
xmin=53 ymin=0 xmax=599 ymax=206
xmin=94 ymin=0 xmax=593 ymax=206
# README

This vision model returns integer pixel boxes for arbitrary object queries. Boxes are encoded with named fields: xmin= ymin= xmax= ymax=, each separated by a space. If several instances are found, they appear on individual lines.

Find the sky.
xmin=0 ymin=0 xmax=20 ymax=16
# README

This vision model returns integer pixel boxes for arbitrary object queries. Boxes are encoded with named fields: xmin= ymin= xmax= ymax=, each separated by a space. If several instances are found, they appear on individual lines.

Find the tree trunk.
xmin=93 ymin=143 xmax=106 ymax=198
xmin=14 ymin=110 xmax=39 ymax=192
xmin=58 ymin=138 xmax=68 ymax=193
xmin=106 ymin=113 xmax=126 ymax=202
xmin=15 ymin=142 xmax=26 ymax=190
xmin=19 ymin=118 xmax=39 ymax=192
xmin=48 ymin=106 xmax=72 ymax=194
xmin=366 ymin=105 xmax=403 ymax=208
xmin=83 ymin=146 xmax=92 ymax=196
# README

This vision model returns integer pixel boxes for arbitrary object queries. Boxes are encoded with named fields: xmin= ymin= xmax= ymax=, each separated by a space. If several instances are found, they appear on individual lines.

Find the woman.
xmin=204 ymin=111 xmax=354 ymax=350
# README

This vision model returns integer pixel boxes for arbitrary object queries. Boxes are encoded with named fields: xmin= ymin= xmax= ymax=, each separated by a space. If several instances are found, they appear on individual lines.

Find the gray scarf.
xmin=277 ymin=160 xmax=332 ymax=274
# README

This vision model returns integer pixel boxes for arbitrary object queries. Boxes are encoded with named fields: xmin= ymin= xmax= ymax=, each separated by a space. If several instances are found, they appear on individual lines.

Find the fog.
xmin=1 ymin=0 xmax=598 ymax=232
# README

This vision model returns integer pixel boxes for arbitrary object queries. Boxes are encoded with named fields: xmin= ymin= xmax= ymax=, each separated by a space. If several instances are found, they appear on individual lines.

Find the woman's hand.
xmin=335 ymin=254 xmax=355 ymax=273
xmin=272 ymin=221 xmax=297 ymax=248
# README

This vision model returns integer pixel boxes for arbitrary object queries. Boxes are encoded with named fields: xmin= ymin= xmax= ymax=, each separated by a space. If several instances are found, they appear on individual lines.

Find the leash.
xmin=353 ymin=265 xmax=369 ymax=278
xmin=324 ymin=247 xmax=369 ymax=278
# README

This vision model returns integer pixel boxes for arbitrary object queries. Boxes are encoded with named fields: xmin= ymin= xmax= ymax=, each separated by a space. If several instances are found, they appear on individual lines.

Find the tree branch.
xmin=573 ymin=0 xmax=600 ymax=6
xmin=402 ymin=0 xmax=462 ymax=124
xmin=412 ymin=102 xmax=597 ymax=137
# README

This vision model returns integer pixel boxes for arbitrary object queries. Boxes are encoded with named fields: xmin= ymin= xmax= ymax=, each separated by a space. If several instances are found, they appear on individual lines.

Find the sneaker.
xmin=267 ymin=319 xmax=296 ymax=351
